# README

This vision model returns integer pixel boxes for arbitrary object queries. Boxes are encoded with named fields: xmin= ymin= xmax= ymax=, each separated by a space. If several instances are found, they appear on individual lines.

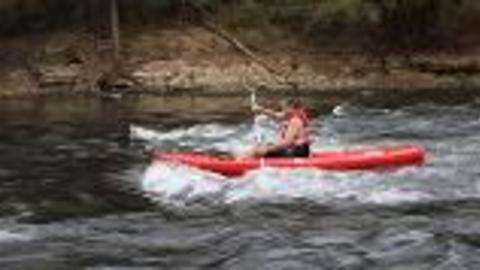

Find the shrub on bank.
xmin=0 ymin=0 xmax=479 ymax=52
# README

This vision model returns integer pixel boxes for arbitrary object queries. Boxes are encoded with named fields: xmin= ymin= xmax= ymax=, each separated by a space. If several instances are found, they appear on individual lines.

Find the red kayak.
xmin=154 ymin=145 xmax=426 ymax=177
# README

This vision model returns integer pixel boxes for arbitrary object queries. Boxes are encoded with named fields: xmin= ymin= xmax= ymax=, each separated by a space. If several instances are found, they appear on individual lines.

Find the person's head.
xmin=279 ymin=98 xmax=301 ymax=111
xmin=280 ymin=98 xmax=314 ymax=119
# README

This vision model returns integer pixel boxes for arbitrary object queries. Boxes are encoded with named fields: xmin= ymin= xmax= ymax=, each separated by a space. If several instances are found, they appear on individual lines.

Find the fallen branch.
xmin=203 ymin=22 xmax=287 ymax=83
xmin=186 ymin=1 xmax=290 ymax=85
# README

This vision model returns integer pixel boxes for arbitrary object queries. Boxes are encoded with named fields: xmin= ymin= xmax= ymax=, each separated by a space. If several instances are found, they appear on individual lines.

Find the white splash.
xmin=140 ymin=160 xmax=429 ymax=208
xmin=363 ymin=189 xmax=433 ymax=205
xmin=132 ymin=121 xmax=431 ymax=208
xmin=141 ymin=162 xmax=227 ymax=206
xmin=0 ymin=230 xmax=33 ymax=243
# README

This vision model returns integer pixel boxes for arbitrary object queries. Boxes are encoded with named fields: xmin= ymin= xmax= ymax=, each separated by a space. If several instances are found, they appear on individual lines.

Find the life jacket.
xmin=281 ymin=107 xmax=311 ymax=144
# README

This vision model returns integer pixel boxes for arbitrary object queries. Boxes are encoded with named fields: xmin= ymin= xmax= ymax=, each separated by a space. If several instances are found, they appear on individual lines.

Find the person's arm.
xmin=252 ymin=104 xmax=286 ymax=120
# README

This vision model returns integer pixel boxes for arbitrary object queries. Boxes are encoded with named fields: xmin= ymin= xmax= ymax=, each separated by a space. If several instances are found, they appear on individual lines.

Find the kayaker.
xmin=241 ymin=99 xmax=311 ymax=158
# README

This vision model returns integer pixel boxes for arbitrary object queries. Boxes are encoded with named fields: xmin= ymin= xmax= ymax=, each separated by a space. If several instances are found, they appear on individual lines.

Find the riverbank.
xmin=1 ymin=27 xmax=480 ymax=98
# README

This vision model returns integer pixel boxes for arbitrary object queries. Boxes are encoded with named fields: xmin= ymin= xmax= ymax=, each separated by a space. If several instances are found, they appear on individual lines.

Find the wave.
xmin=139 ymin=160 xmax=432 ymax=210
xmin=129 ymin=102 xmax=480 ymax=211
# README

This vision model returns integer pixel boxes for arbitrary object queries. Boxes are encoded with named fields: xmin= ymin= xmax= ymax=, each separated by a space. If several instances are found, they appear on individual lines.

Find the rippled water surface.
xmin=1 ymin=91 xmax=480 ymax=269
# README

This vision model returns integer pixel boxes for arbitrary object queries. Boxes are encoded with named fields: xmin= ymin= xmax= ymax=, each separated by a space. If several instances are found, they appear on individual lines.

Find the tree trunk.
xmin=110 ymin=0 xmax=121 ymax=63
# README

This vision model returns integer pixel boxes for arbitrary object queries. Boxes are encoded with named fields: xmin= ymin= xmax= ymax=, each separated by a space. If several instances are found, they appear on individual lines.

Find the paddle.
xmin=248 ymin=84 xmax=267 ymax=145
xmin=249 ymin=87 xmax=258 ymax=140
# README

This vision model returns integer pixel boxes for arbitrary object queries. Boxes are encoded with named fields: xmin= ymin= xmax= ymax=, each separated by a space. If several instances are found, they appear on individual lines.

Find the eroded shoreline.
xmin=1 ymin=28 xmax=480 ymax=98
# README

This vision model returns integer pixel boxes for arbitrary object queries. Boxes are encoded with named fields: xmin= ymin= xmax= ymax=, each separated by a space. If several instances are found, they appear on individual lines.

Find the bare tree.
xmin=110 ymin=0 xmax=121 ymax=64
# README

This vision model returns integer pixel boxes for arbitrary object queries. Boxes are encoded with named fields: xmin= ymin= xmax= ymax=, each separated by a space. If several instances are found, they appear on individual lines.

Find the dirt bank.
xmin=1 ymin=27 xmax=480 ymax=98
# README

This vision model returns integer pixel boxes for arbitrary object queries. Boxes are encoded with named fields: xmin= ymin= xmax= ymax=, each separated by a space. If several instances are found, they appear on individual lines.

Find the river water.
xmin=1 ymin=90 xmax=480 ymax=269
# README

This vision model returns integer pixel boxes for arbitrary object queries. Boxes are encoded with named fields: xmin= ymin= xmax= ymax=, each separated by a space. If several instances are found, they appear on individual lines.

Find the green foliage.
xmin=0 ymin=0 xmax=479 ymax=52
xmin=0 ymin=0 xmax=102 ymax=35
xmin=364 ymin=0 xmax=469 ymax=50
xmin=120 ymin=0 xmax=177 ymax=25
xmin=312 ymin=0 xmax=366 ymax=20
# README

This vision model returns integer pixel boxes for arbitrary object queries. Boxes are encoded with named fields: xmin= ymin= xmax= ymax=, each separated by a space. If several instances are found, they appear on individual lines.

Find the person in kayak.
xmin=241 ymin=99 xmax=311 ymax=158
